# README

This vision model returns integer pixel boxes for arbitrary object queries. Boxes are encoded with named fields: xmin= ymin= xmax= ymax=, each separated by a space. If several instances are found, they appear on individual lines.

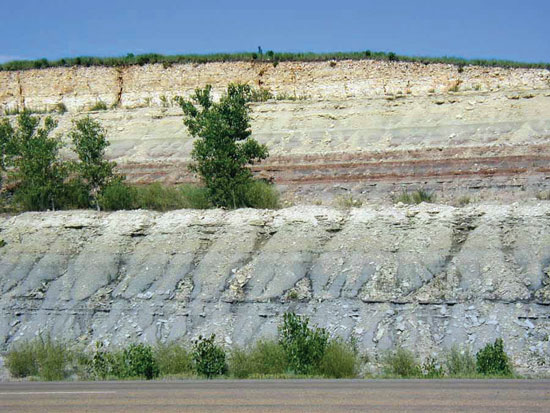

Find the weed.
xmin=381 ymin=347 xmax=421 ymax=378
xmin=0 ymin=239 xmax=5 ymax=248
xmin=445 ymin=346 xmax=477 ymax=376
xmin=317 ymin=340 xmax=359 ymax=378
xmin=160 ymin=95 xmax=170 ymax=107
xmin=395 ymin=188 xmax=436 ymax=204
xmin=336 ymin=195 xmax=362 ymax=209
xmin=536 ymin=191 xmax=550 ymax=200
xmin=5 ymin=335 xmax=72 ymax=381
xmin=229 ymin=340 xmax=287 ymax=378
xmin=55 ymin=102 xmax=67 ymax=114
xmin=249 ymin=88 xmax=273 ymax=102
xmin=457 ymin=195 xmax=471 ymax=206
xmin=154 ymin=342 xmax=193 ymax=376
xmin=244 ymin=180 xmax=280 ymax=209
xmin=89 ymin=101 xmax=108 ymax=111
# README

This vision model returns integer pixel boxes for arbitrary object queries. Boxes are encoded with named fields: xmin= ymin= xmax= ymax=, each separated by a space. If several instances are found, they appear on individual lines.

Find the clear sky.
xmin=0 ymin=0 xmax=548 ymax=63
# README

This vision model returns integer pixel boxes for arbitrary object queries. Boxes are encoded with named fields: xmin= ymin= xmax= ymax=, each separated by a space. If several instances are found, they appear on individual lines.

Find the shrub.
xmin=476 ymin=338 xmax=512 ymax=376
xmin=445 ymin=346 xmax=477 ymax=377
xmin=317 ymin=340 xmax=358 ymax=378
xmin=395 ymin=188 xmax=435 ymax=204
xmin=457 ymin=195 xmax=471 ymax=207
xmin=176 ymin=84 xmax=269 ymax=208
xmin=278 ymin=312 xmax=329 ymax=375
xmin=154 ymin=342 xmax=193 ymax=376
xmin=381 ymin=347 xmax=421 ymax=377
xmin=121 ymin=343 xmax=159 ymax=379
xmin=133 ymin=183 xmax=211 ymax=211
xmin=90 ymin=101 xmax=108 ymax=111
xmin=229 ymin=340 xmax=287 ymax=378
xmin=55 ymin=103 xmax=67 ymax=114
xmin=5 ymin=335 xmax=71 ymax=381
xmin=249 ymin=88 xmax=273 ymax=102
xmin=421 ymin=355 xmax=444 ymax=378
xmin=335 ymin=195 xmax=362 ymax=209
xmin=89 ymin=341 xmax=120 ymax=379
xmin=192 ymin=334 xmax=227 ymax=378
xmin=244 ymin=180 xmax=280 ymax=209
xmin=97 ymin=179 xmax=137 ymax=211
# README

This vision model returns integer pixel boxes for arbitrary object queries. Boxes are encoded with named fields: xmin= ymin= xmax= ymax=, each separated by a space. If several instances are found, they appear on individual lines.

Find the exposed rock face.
xmin=1 ymin=61 xmax=550 ymax=202
xmin=1 ymin=204 xmax=549 ymax=374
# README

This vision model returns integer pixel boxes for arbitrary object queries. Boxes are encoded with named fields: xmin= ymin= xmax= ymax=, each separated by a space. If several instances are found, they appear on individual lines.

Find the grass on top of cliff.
xmin=1 ymin=50 xmax=548 ymax=71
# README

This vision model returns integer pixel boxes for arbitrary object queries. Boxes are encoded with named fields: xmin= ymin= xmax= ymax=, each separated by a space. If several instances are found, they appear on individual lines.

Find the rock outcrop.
xmin=1 ymin=60 xmax=550 ymax=202
xmin=1 ymin=204 xmax=549 ymax=374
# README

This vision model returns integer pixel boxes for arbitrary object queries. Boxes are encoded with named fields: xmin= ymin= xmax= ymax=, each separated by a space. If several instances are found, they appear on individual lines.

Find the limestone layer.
xmin=0 ymin=204 xmax=549 ymax=374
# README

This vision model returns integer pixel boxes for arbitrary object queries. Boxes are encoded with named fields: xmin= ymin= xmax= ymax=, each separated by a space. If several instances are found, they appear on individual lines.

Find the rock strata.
xmin=0 ymin=204 xmax=549 ymax=374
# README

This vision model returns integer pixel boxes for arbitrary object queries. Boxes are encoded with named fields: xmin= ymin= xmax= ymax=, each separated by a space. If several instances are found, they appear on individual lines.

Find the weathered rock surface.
xmin=2 ymin=61 xmax=550 ymax=202
xmin=0 ymin=204 xmax=549 ymax=374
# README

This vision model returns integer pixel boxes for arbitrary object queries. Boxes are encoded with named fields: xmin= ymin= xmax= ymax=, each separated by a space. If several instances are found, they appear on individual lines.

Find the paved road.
xmin=0 ymin=379 xmax=549 ymax=412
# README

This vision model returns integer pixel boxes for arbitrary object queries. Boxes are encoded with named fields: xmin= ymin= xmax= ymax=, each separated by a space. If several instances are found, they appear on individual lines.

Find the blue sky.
xmin=0 ymin=0 xmax=548 ymax=63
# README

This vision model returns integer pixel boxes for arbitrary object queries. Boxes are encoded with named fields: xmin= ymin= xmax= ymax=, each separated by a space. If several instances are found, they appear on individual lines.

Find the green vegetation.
xmin=89 ymin=101 xmax=108 ymax=111
xmin=176 ymin=84 xmax=270 ymax=208
xmin=69 ymin=117 xmax=118 ymax=210
xmin=381 ymin=347 xmax=421 ymax=377
xmin=192 ymin=334 xmax=228 ymax=378
xmin=229 ymin=340 xmax=287 ymax=378
xmin=3 ymin=112 xmax=68 ymax=211
xmin=278 ymin=312 xmax=329 ymax=375
xmin=5 ymin=335 xmax=73 ymax=381
xmin=0 ymin=110 xmax=278 ymax=212
xmin=476 ymin=338 xmax=513 ymax=376
xmin=153 ymin=342 xmax=194 ymax=376
xmin=1 ymin=51 xmax=548 ymax=72
xmin=445 ymin=346 xmax=477 ymax=377
xmin=395 ymin=188 xmax=436 ymax=204
xmin=121 ymin=343 xmax=159 ymax=379
xmin=5 ymin=323 xmax=518 ymax=381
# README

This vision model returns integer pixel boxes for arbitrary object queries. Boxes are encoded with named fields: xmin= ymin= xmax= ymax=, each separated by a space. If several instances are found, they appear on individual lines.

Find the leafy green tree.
xmin=5 ymin=112 xmax=67 ymax=211
xmin=68 ymin=117 xmax=117 ymax=210
xmin=0 ymin=118 xmax=14 ymax=191
xmin=176 ymin=84 xmax=269 ymax=208
xmin=476 ymin=338 xmax=512 ymax=376
xmin=192 ymin=334 xmax=227 ymax=378
xmin=278 ymin=312 xmax=329 ymax=375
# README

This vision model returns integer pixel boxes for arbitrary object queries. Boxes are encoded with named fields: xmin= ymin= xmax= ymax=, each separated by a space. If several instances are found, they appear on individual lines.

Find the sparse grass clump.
xmin=395 ymin=188 xmax=436 ymax=204
xmin=89 ymin=101 xmax=108 ymax=111
xmin=335 ymin=195 xmax=362 ymax=209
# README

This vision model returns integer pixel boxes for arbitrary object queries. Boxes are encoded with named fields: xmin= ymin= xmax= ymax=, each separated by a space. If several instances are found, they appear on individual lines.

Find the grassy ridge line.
xmin=1 ymin=50 xmax=549 ymax=71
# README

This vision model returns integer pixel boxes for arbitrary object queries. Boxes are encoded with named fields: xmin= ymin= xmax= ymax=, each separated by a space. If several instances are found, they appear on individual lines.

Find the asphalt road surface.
xmin=0 ymin=379 xmax=549 ymax=412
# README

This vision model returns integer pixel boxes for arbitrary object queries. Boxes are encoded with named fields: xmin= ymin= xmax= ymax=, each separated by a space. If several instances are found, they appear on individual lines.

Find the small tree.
xmin=476 ymin=338 xmax=512 ymax=376
xmin=278 ymin=312 xmax=329 ymax=375
xmin=5 ymin=112 xmax=67 ymax=211
xmin=69 ymin=117 xmax=117 ymax=210
xmin=176 ymin=84 xmax=269 ymax=208
xmin=192 ymin=334 xmax=227 ymax=378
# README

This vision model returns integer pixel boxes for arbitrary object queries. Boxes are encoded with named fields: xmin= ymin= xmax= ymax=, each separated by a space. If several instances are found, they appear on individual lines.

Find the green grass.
xmin=89 ymin=101 xmax=108 ymax=111
xmin=1 ymin=51 xmax=548 ymax=72
xmin=5 ymin=335 xmax=73 ymax=381
xmin=395 ymin=188 xmax=436 ymax=204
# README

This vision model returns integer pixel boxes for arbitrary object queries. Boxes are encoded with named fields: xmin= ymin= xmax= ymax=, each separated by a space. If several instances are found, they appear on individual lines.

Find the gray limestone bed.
xmin=0 ymin=204 xmax=549 ymax=375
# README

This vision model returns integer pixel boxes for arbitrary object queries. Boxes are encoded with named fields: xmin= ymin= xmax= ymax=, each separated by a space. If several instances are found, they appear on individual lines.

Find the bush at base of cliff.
xmin=5 ymin=335 xmax=72 ymax=381
xmin=192 ymin=334 xmax=227 ymax=378
xmin=317 ymin=340 xmax=359 ymax=378
xmin=278 ymin=312 xmax=329 ymax=375
xmin=121 ymin=343 xmax=159 ymax=380
xmin=381 ymin=347 xmax=421 ymax=378
xmin=476 ymin=338 xmax=513 ymax=376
